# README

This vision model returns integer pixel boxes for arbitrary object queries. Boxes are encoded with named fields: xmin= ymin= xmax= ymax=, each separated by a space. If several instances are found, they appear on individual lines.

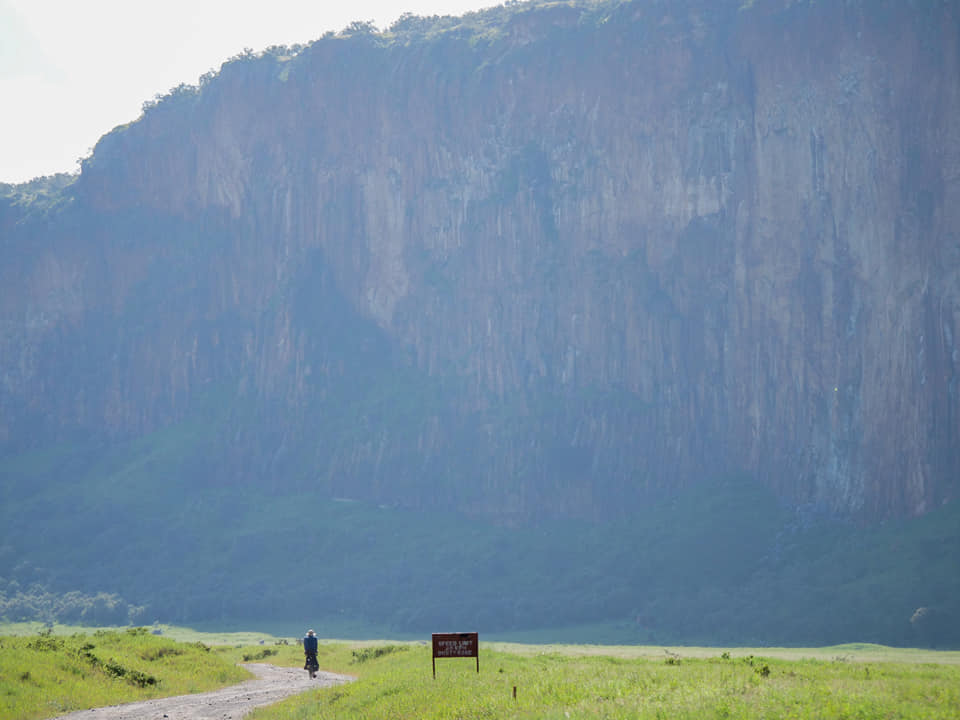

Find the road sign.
xmin=432 ymin=632 xmax=479 ymax=678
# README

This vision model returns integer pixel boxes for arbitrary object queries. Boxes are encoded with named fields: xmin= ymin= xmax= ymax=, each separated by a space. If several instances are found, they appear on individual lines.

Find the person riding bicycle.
xmin=303 ymin=629 xmax=319 ymax=678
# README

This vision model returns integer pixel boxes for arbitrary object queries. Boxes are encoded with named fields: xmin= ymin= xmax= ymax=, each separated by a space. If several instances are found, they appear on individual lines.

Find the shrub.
xmin=351 ymin=645 xmax=409 ymax=664
xmin=126 ymin=669 xmax=158 ymax=687
xmin=26 ymin=634 xmax=63 ymax=652
xmin=241 ymin=647 xmax=278 ymax=662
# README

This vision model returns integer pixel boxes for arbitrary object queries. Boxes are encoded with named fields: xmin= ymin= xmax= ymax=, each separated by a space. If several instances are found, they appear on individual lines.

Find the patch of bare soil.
xmin=50 ymin=663 xmax=353 ymax=720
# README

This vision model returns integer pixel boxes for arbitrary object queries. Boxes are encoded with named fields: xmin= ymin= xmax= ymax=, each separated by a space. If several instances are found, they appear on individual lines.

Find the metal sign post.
xmin=432 ymin=632 xmax=479 ymax=678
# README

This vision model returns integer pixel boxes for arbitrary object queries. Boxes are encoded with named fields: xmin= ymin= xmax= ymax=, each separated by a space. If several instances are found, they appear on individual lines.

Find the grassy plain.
xmin=3 ymin=625 xmax=959 ymax=720
xmin=251 ymin=640 xmax=960 ymax=720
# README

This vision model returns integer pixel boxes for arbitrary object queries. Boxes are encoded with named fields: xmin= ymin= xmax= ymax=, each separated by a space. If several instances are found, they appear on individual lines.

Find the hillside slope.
xmin=1 ymin=0 xmax=959 ymax=642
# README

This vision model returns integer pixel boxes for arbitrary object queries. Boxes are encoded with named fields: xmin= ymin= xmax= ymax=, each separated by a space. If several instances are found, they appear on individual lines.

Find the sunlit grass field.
xmin=250 ymin=641 xmax=960 ymax=720
xmin=3 ymin=624 xmax=959 ymax=720
xmin=0 ymin=626 xmax=250 ymax=719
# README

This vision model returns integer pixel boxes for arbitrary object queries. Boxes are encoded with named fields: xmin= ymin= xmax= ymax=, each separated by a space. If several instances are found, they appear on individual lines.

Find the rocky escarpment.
xmin=2 ymin=0 xmax=958 ymax=521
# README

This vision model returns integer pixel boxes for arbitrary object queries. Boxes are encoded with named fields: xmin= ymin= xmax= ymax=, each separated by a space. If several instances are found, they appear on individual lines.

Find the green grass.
xmin=251 ymin=641 xmax=960 ymax=720
xmin=4 ymin=626 xmax=960 ymax=720
xmin=0 ymin=628 xmax=250 ymax=720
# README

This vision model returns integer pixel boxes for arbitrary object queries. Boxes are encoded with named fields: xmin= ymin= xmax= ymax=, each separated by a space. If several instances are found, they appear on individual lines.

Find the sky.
xmin=0 ymin=0 xmax=498 ymax=184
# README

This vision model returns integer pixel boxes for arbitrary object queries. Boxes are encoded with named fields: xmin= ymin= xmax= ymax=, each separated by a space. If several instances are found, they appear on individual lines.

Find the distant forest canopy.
xmin=0 ymin=581 xmax=144 ymax=628
xmin=2 ymin=470 xmax=959 ymax=647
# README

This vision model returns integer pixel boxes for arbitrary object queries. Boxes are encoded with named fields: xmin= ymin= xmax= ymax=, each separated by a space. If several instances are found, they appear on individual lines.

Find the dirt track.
xmin=50 ymin=663 xmax=352 ymax=720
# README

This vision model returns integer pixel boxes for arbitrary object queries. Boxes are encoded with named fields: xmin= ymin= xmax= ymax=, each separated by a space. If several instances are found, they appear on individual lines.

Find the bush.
xmin=351 ymin=645 xmax=409 ymax=664
xmin=241 ymin=647 xmax=278 ymax=662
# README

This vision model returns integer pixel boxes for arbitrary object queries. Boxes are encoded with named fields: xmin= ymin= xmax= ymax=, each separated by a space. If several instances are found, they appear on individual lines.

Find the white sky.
xmin=0 ymin=0 xmax=498 ymax=184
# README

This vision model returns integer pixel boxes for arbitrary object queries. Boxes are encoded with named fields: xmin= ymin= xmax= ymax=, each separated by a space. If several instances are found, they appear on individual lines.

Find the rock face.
xmin=1 ymin=0 xmax=958 ymax=521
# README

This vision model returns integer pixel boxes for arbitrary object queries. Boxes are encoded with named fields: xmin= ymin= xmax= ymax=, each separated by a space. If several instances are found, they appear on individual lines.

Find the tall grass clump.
xmin=0 ymin=628 xmax=250 ymax=720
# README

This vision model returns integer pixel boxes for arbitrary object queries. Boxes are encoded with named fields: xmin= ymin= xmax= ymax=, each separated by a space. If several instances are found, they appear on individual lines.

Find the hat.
xmin=307 ymin=629 xmax=315 ymax=636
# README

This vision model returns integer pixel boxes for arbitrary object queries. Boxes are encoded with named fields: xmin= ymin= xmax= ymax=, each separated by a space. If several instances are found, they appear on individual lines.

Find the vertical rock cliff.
xmin=2 ymin=0 xmax=958 ymax=521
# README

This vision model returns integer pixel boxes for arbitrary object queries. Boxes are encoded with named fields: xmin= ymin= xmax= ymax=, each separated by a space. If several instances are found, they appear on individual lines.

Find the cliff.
xmin=2 ymin=0 xmax=958 ymax=522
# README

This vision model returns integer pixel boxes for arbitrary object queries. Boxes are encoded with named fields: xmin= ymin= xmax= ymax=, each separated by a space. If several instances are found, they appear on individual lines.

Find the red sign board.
xmin=432 ymin=632 xmax=479 ymax=677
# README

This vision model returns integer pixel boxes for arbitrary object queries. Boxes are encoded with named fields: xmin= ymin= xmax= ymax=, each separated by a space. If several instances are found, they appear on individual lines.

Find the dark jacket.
xmin=304 ymin=635 xmax=318 ymax=653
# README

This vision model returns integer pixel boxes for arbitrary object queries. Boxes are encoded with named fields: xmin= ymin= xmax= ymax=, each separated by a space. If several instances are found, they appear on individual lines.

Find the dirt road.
xmin=50 ymin=663 xmax=353 ymax=720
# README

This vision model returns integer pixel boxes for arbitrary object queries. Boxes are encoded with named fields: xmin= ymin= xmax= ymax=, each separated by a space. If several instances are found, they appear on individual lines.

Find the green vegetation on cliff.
xmin=2 ymin=419 xmax=958 ymax=647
